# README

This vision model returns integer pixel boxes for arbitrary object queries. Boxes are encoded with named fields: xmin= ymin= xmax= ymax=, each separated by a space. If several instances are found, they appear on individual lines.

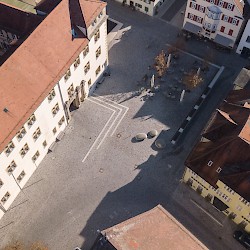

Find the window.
xmin=33 ymin=127 xmax=41 ymax=141
xmin=137 ymin=3 xmax=142 ymax=8
xmin=67 ymin=84 xmax=74 ymax=98
xmin=220 ymin=26 xmax=225 ymax=32
xmin=6 ymin=161 xmax=17 ymax=174
xmin=94 ymin=30 xmax=100 ymax=42
xmin=5 ymin=141 xmax=15 ymax=156
xmin=92 ymin=18 xmax=97 ymax=26
xmin=0 ymin=179 xmax=3 ymax=188
xmin=246 ymin=36 xmax=250 ymax=43
xmin=196 ymin=16 xmax=202 ymax=23
xmin=88 ymin=79 xmax=92 ymax=86
xmin=52 ymin=103 xmax=59 ymax=116
xmin=232 ymin=18 xmax=237 ymax=25
xmin=190 ymin=2 xmax=196 ymax=9
xmin=52 ymin=127 xmax=57 ymax=134
xmin=42 ymin=140 xmax=47 ymax=148
xmin=1 ymin=192 xmax=10 ymax=204
xmin=188 ymin=13 xmax=194 ymax=20
xmin=84 ymin=62 xmax=90 ymax=74
xmin=216 ymin=167 xmax=222 ymax=173
xmin=145 ymin=7 xmax=148 ymax=12
xmin=96 ymin=46 xmax=101 ymax=59
xmin=58 ymin=116 xmax=65 ymax=127
xmin=17 ymin=171 xmax=25 ymax=182
xmin=48 ymin=89 xmax=56 ymax=103
xmin=64 ymin=69 xmax=71 ymax=81
xmin=228 ymin=29 xmax=233 ymax=36
xmin=227 ymin=3 xmax=233 ymax=11
xmin=74 ymin=57 xmax=80 ymax=69
xmin=20 ymin=143 xmax=29 ymax=157
xmin=223 ymin=15 xmax=229 ymax=22
xmin=16 ymin=127 xmax=26 ymax=141
xmin=32 ymin=151 xmax=40 ymax=162
xmin=95 ymin=66 xmax=101 ymax=76
xmin=27 ymin=114 xmax=36 ymax=128
xmin=199 ymin=6 xmax=205 ymax=13
xmin=98 ymin=11 xmax=103 ymax=18
xmin=207 ymin=160 xmax=213 ymax=166
xmin=218 ymin=0 xmax=223 ymax=7
xmin=47 ymin=88 xmax=56 ymax=102
xmin=83 ymin=45 xmax=89 ymax=57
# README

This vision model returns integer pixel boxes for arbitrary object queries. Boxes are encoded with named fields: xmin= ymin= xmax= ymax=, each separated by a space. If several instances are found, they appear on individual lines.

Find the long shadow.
xmin=79 ymin=151 xmax=180 ymax=249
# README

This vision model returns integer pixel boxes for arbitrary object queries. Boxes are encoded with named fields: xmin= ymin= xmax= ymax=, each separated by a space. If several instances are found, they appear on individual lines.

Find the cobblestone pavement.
xmin=0 ymin=1 xmax=248 ymax=250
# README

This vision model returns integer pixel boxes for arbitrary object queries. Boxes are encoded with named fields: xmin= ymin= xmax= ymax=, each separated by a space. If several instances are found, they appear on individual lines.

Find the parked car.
xmin=233 ymin=230 xmax=250 ymax=249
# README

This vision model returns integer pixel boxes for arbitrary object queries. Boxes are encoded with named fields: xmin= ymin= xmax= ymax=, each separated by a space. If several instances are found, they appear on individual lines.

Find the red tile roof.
xmin=0 ymin=0 xmax=106 ymax=153
xmin=102 ymin=205 xmax=208 ymax=250
xmin=185 ymin=87 xmax=250 ymax=201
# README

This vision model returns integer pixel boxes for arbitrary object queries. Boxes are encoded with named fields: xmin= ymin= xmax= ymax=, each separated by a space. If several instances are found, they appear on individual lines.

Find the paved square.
xmin=0 ymin=1 xmax=247 ymax=250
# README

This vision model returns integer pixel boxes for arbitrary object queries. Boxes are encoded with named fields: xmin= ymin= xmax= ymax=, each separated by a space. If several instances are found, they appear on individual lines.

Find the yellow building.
xmin=182 ymin=68 xmax=250 ymax=233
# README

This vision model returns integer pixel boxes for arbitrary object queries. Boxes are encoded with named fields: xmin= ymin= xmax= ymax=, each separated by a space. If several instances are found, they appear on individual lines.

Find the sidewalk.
xmin=171 ymin=183 xmax=245 ymax=250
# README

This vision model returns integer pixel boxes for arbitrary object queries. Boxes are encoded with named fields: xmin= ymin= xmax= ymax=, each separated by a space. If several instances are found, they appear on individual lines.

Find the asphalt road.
xmin=0 ymin=1 xmax=247 ymax=250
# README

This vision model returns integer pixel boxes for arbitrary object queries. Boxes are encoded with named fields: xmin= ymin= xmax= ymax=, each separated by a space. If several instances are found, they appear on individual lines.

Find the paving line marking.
xmin=96 ymin=108 xmax=122 ymax=149
xmin=111 ymin=108 xmax=128 ymax=136
xmin=91 ymin=97 xmax=123 ymax=146
xmin=88 ymin=98 xmax=116 ymax=113
xmin=82 ymin=99 xmax=116 ymax=163
xmin=93 ymin=94 xmax=129 ymax=137
xmin=93 ymin=94 xmax=129 ymax=110
xmin=190 ymin=199 xmax=223 ymax=227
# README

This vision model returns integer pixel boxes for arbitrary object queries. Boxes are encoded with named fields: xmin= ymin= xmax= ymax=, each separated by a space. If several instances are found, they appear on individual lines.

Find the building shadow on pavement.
xmin=79 ymin=152 xmax=181 ymax=249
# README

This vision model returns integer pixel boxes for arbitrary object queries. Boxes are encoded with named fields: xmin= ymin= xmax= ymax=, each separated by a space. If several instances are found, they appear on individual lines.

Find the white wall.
xmin=0 ymin=6 xmax=109 ymax=220
xmin=236 ymin=20 xmax=250 ymax=54
xmin=114 ymin=0 xmax=163 ymax=16
xmin=183 ymin=0 xmax=244 ymax=47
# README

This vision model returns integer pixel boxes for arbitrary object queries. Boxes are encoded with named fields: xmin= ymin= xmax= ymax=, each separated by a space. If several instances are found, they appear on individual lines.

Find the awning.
xmin=183 ymin=22 xmax=201 ymax=34
xmin=214 ymin=34 xmax=233 ymax=48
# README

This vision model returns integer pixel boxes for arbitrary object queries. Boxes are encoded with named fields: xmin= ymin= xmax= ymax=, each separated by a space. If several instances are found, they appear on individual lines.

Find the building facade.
xmin=182 ymin=68 xmax=250 ymax=233
xmin=115 ymin=0 xmax=165 ymax=16
xmin=0 ymin=0 xmax=109 ymax=220
xmin=183 ymin=0 xmax=245 ymax=48
xmin=236 ymin=19 xmax=250 ymax=56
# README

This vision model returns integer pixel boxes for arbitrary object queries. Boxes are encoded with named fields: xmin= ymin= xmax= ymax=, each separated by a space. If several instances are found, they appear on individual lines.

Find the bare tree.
xmin=183 ymin=71 xmax=203 ymax=90
xmin=154 ymin=50 xmax=168 ymax=78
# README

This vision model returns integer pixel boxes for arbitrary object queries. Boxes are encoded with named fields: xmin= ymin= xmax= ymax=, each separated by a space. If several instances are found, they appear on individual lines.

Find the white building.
xmin=0 ymin=0 xmax=109 ymax=220
xmin=236 ymin=19 xmax=250 ymax=55
xmin=183 ymin=0 xmax=246 ymax=49
xmin=115 ymin=0 xmax=164 ymax=16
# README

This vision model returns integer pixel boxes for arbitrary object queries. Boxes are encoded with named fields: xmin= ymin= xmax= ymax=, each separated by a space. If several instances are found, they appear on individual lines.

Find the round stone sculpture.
xmin=155 ymin=139 xmax=166 ymax=149
xmin=135 ymin=133 xmax=147 ymax=141
xmin=149 ymin=129 xmax=158 ymax=138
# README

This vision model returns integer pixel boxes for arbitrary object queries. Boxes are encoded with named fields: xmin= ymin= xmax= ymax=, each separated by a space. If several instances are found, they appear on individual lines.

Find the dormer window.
xmin=207 ymin=160 xmax=213 ymax=166
xmin=216 ymin=167 xmax=222 ymax=173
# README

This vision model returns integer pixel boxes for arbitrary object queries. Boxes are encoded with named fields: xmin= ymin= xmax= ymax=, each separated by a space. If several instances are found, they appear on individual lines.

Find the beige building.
xmin=182 ymin=68 xmax=250 ymax=233
xmin=182 ymin=0 xmax=248 ymax=48
xmin=0 ymin=0 xmax=109 ymax=220
xmin=114 ymin=0 xmax=165 ymax=16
